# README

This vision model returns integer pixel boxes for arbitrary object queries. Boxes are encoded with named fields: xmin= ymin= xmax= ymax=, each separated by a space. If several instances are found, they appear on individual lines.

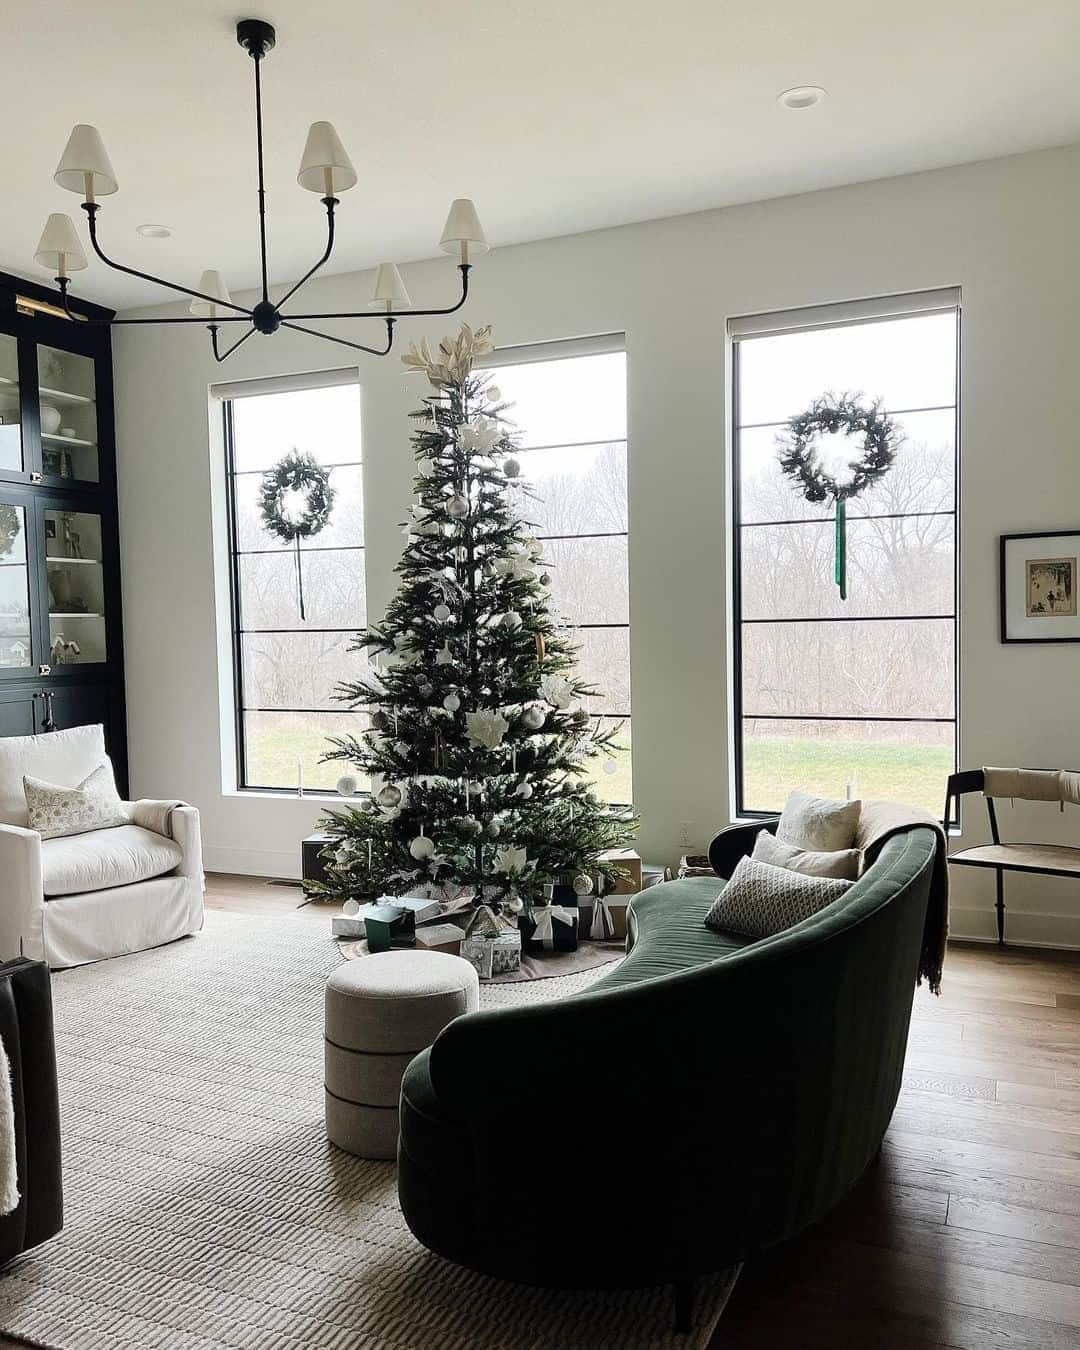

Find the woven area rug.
xmin=337 ymin=934 xmax=625 ymax=982
xmin=0 ymin=912 xmax=738 ymax=1349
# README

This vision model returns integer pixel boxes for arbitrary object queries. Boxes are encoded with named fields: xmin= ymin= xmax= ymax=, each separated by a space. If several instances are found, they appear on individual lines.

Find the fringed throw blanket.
xmin=855 ymin=800 xmax=949 ymax=995
xmin=0 ymin=1034 xmax=18 ymax=1216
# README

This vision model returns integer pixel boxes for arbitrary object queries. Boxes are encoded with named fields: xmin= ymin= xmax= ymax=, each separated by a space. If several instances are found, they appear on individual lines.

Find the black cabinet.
xmin=0 ymin=272 xmax=126 ymax=792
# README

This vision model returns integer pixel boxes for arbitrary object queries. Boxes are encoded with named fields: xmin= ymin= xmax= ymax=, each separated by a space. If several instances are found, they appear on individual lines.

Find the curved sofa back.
xmin=426 ymin=825 xmax=937 ymax=1277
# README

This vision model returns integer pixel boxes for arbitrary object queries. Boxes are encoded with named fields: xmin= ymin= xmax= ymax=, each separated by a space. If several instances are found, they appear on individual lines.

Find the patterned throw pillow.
xmin=23 ymin=764 xmax=128 ymax=840
xmin=752 ymin=829 xmax=862 ymax=880
xmin=704 ymin=855 xmax=853 ymax=940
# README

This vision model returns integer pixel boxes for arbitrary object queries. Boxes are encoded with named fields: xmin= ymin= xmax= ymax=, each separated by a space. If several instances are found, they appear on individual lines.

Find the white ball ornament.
xmin=375 ymin=784 xmax=402 ymax=809
xmin=487 ymin=385 xmax=502 ymax=402
xmin=393 ymin=740 xmax=409 ymax=756
xmin=502 ymin=457 xmax=521 ymax=479
xmin=409 ymin=835 xmax=435 ymax=861
xmin=336 ymin=774 xmax=359 ymax=797
xmin=433 ymin=602 xmax=452 ymax=624
xmin=447 ymin=493 xmax=469 ymax=520
xmin=343 ymin=897 xmax=361 ymax=916
xmin=602 ymin=760 xmax=618 ymax=776
xmin=514 ymin=780 xmax=534 ymax=799
xmin=443 ymin=693 xmax=461 ymax=713
xmin=502 ymin=611 xmax=523 ymax=631
xmin=486 ymin=820 xmax=502 ymax=839
xmin=522 ymin=706 xmax=546 ymax=730
xmin=572 ymin=873 xmax=595 ymax=897
xmin=506 ymin=894 xmax=524 ymax=915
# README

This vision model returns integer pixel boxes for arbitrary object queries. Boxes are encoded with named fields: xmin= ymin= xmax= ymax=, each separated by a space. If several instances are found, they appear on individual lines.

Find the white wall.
xmin=113 ymin=142 xmax=1080 ymax=946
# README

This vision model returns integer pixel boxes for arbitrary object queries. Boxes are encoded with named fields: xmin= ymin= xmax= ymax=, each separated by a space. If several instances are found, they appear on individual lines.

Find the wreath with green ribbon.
xmin=259 ymin=451 xmax=336 ymax=620
xmin=776 ymin=394 xmax=900 ymax=599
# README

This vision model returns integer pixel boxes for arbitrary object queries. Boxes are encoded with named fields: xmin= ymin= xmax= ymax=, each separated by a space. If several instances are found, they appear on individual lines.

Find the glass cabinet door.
xmin=0 ymin=496 xmax=33 ymax=671
xmin=37 ymin=345 xmax=99 ymax=485
xmin=44 ymin=507 xmax=106 ymax=666
xmin=0 ymin=335 xmax=24 ymax=476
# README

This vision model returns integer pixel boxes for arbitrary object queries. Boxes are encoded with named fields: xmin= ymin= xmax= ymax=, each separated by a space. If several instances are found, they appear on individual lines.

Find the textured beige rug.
xmin=0 ymin=912 xmax=738 ymax=1349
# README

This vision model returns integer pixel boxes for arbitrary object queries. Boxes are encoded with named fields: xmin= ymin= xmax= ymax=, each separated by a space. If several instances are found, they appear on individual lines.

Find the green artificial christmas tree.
xmin=308 ymin=323 xmax=636 ymax=917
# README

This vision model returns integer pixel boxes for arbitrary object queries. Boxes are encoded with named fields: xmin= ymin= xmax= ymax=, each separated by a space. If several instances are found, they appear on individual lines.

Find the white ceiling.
xmin=4 ymin=0 xmax=1079 ymax=310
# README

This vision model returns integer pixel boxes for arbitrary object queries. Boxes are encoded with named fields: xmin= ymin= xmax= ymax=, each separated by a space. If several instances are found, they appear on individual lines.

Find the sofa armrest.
xmin=0 ymin=825 xmax=45 ymax=963
xmin=124 ymin=801 xmax=204 ymax=885
xmin=707 ymin=817 xmax=779 ymax=879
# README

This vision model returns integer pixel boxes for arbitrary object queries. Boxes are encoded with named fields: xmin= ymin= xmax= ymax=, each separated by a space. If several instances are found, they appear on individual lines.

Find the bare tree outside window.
xmin=734 ymin=309 xmax=958 ymax=816
xmin=224 ymin=382 xmax=368 ymax=792
xmin=487 ymin=348 xmax=631 ymax=804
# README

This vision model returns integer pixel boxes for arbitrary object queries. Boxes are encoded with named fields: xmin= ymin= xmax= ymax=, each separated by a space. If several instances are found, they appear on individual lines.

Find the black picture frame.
xmin=1000 ymin=529 xmax=1080 ymax=644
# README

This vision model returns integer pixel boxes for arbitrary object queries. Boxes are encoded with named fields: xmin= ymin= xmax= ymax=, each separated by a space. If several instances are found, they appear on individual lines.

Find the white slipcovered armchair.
xmin=0 ymin=724 xmax=204 ymax=969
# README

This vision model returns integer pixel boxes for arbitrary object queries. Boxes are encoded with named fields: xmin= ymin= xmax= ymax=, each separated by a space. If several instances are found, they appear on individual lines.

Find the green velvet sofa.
xmin=398 ymin=817 xmax=937 ymax=1325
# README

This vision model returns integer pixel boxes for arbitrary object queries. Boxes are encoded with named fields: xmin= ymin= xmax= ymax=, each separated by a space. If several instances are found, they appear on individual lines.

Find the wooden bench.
xmin=944 ymin=768 xmax=1080 ymax=944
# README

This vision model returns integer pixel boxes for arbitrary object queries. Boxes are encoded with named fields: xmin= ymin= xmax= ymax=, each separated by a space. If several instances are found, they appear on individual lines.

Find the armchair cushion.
xmin=42 ymin=825 xmax=183 ymax=899
xmin=24 ymin=764 xmax=127 ymax=840
xmin=0 ymin=725 xmax=109 ymax=828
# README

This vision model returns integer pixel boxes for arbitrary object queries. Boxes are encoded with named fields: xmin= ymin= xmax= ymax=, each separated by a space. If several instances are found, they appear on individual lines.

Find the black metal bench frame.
xmin=944 ymin=768 xmax=1080 ymax=945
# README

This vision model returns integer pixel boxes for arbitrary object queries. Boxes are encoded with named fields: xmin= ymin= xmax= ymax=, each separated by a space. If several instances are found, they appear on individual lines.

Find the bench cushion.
xmin=949 ymin=842 xmax=1080 ymax=875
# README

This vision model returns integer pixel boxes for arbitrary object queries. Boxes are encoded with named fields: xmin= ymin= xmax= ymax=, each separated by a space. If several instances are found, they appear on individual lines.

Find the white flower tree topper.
xmin=308 ymin=324 xmax=636 ymax=915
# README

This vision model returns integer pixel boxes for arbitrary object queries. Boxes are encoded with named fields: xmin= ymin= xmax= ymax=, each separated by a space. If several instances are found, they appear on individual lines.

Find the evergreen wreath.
xmin=776 ymin=393 xmax=900 ymax=599
xmin=0 ymin=503 xmax=19 ymax=558
xmin=259 ymin=450 xmax=336 ymax=619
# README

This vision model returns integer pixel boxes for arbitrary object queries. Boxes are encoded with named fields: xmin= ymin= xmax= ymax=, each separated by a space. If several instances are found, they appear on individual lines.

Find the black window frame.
xmin=730 ymin=301 xmax=961 ymax=823
xmin=221 ymin=391 xmax=367 ymax=795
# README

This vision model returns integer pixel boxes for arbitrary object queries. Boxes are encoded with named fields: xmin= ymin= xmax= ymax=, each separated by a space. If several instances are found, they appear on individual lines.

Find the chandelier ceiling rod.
xmin=35 ymin=18 xmax=487 ymax=363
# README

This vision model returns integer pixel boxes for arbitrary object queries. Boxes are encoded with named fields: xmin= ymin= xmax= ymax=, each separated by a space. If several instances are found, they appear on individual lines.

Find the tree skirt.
xmin=0 ymin=913 xmax=739 ymax=1350
xmin=337 ymin=934 xmax=624 ymax=982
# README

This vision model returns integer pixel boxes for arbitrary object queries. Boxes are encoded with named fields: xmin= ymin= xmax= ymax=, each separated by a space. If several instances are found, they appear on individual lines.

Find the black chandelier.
xmin=33 ymin=19 xmax=486 ymax=363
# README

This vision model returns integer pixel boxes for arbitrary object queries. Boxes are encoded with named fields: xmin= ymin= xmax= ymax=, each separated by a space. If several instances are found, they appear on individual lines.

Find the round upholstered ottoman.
xmin=324 ymin=950 xmax=479 ymax=1160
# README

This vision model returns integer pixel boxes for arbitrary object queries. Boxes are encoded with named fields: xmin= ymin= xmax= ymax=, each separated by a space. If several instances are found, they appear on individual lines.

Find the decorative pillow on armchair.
xmin=704 ymin=856 xmax=853 ymax=940
xmin=23 ymin=765 xmax=128 ymax=840
xmin=777 ymin=789 xmax=861 ymax=852
xmin=752 ymin=829 xmax=862 ymax=881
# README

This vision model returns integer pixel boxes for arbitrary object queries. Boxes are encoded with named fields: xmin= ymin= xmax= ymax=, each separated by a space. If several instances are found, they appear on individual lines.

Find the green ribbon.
xmin=834 ymin=496 xmax=847 ymax=601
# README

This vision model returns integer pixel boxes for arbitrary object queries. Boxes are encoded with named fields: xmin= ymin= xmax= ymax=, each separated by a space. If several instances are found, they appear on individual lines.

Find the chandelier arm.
xmin=81 ymin=204 xmax=255 ymax=318
xmin=252 ymin=51 xmax=271 ymax=304
xmin=210 ymin=324 xmax=258 ymax=363
xmin=280 ymin=316 xmax=396 ymax=356
xmin=272 ymin=197 xmax=338 ymax=311
xmin=282 ymin=265 xmax=471 ymax=322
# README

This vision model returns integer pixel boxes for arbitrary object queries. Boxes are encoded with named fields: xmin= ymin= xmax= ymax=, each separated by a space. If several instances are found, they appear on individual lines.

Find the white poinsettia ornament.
xmin=465 ymin=708 xmax=510 ymax=750
xmin=459 ymin=418 xmax=501 ymax=454
xmin=540 ymin=673 xmax=575 ymax=710
xmin=493 ymin=845 xmax=529 ymax=875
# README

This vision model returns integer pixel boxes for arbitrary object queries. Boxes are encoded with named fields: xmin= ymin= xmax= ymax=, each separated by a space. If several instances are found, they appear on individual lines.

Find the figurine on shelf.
xmin=50 ymin=634 xmax=81 ymax=665
xmin=60 ymin=513 xmax=82 ymax=559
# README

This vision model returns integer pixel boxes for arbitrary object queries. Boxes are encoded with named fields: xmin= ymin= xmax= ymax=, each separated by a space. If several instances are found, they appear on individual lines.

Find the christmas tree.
xmin=309 ymin=323 xmax=636 ymax=915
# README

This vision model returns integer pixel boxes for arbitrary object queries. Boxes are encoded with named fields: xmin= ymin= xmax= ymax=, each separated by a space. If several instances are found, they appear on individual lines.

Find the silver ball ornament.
xmin=443 ymin=693 xmax=461 ymax=712
xmin=447 ymin=493 xmax=469 ymax=520
xmin=336 ymin=774 xmax=359 ymax=796
xmin=602 ymin=760 xmax=618 ymax=776
xmin=376 ymin=784 xmax=402 ymax=809
xmin=572 ymin=873 xmax=595 ymax=897
xmin=506 ymin=894 xmax=524 ymax=914
xmin=502 ymin=457 xmax=521 ymax=478
xmin=409 ymin=835 xmax=435 ymax=861
xmin=433 ymin=602 xmax=452 ymax=624
xmin=486 ymin=820 xmax=502 ymax=839
xmin=502 ymin=611 xmax=523 ymax=631
xmin=460 ymin=816 xmax=482 ymax=836
xmin=343 ymin=897 xmax=361 ymax=916
xmin=522 ymin=706 xmax=546 ymax=730
xmin=514 ymin=780 xmax=534 ymax=799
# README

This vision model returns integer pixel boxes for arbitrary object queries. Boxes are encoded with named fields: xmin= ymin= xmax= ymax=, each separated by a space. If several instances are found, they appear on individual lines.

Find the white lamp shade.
xmin=189 ymin=270 xmax=232 ymax=317
xmin=297 ymin=121 xmax=357 ymax=194
xmin=368 ymin=262 xmax=412 ymax=311
xmin=439 ymin=198 xmax=488 ymax=255
xmin=34 ymin=214 xmax=88 ymax=275
xmin=54 ymin=124 xmax=118 ymax=196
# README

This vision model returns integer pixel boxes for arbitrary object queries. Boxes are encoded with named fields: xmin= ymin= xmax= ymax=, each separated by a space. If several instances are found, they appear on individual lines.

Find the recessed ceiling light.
xmin=777 ymin=85 xmax=827 ymax=111
xmin=136 ymin=223 xmax=173 ymax=238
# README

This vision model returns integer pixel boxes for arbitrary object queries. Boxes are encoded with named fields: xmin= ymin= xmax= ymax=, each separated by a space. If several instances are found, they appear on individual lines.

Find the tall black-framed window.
xmin=221 ymin=374 xmax=368 ymax=793
xmin=730 ymin=291 xmax=960 ymax=818
xmin=484 ymin=335 xmax=631 ymax=804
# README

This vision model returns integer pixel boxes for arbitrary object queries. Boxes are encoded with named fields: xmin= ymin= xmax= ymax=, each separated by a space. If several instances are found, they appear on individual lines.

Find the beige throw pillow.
xmin=752 ymin=830 xmax=862 ymax=881
xmin=777 ymin=789 xmax=861 ymax=852
xmin=704 ymin=856 xmax=853 ymax=940
xmin=24 ymin=764 xmax=128 ymax=840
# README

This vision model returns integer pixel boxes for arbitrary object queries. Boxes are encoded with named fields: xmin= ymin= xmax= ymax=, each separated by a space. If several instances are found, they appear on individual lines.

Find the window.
xmin=221 ymin=375 xmax=367 ymax=792
xmin=731 ymin=292 xmax=959 ymax=817
xmin=485 ymin=338 xmax=631 ymax=804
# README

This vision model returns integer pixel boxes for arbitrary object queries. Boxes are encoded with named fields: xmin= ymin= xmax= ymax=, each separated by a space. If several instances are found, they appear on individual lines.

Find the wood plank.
xmin=901 ymin=1046 xmax=1058 ymax=1088
xmin=998 ymin=1080 xmax=1080 ymax=1112
xmin=901 ymin=1068 xmax=996 ymax=1100
xmin=947 ymin=1196 xmax=1080 ymax=1250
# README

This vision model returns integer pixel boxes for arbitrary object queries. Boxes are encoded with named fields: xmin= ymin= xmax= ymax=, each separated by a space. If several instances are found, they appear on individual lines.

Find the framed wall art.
xmin=1000 ymin=530 xmax=1080 ymax=643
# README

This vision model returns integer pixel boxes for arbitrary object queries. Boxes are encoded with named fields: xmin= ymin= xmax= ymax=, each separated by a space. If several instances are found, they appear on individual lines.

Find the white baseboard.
xmin=203 ymin=845 xmax=302 ymax=880
xmin=948 ymin=904 xmax=1080 ymax=951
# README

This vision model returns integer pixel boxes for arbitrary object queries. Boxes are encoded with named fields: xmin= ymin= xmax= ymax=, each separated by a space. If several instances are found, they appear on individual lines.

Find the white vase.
xmin=39 ymin=403 xmax=62 ymax=435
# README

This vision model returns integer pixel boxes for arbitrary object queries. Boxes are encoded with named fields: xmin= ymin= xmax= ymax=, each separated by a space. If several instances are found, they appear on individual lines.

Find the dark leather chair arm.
xmin=707 ymin=817 xmax=779 ymax=878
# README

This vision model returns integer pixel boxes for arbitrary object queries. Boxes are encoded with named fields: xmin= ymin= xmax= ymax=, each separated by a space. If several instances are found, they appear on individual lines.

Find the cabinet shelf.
xmin=41 ymin=431 xmax=96 ymax=449
xmin=45 ymin=556 xmax=101 ymax=566
xmin=38 ymin=385 xmax=95 ymax=408
xmin=49 ymin=612 xmax=103 ymax=620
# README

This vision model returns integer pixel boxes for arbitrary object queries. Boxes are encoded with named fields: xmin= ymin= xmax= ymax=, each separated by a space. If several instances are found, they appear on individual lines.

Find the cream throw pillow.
xmin=752 ymin=830 xmax=862 ymax=881
xmin=23 ymin=764 xmax=128 ymax=840
xmin=704 ymin=856 xmax=853 ymax=940
xmin=777 ymin=789 xmax=861 ymax=852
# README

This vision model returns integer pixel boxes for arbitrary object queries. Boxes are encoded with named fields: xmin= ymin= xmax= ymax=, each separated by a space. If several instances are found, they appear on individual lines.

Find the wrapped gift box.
xmin=578 ymin=891 xmax=632 ymax=942
xmin=364 ymin=905 xmax=416 ymax=953
xmin=379 ymin=894 xmax=442 ymax=925
xmin=415 ymin=923 xmax=464 ymax=956
xmin=462 ymin=928 xmax=521 ymax=979
xmin=519 ymin=901 xmax=579 ymax=953
xmin=600 ymin=848 xmax=642 ymax=895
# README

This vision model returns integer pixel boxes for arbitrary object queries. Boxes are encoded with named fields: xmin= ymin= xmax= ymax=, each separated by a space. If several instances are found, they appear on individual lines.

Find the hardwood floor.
xmin=204 ymin=876 xmax=1080 ymax=1349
